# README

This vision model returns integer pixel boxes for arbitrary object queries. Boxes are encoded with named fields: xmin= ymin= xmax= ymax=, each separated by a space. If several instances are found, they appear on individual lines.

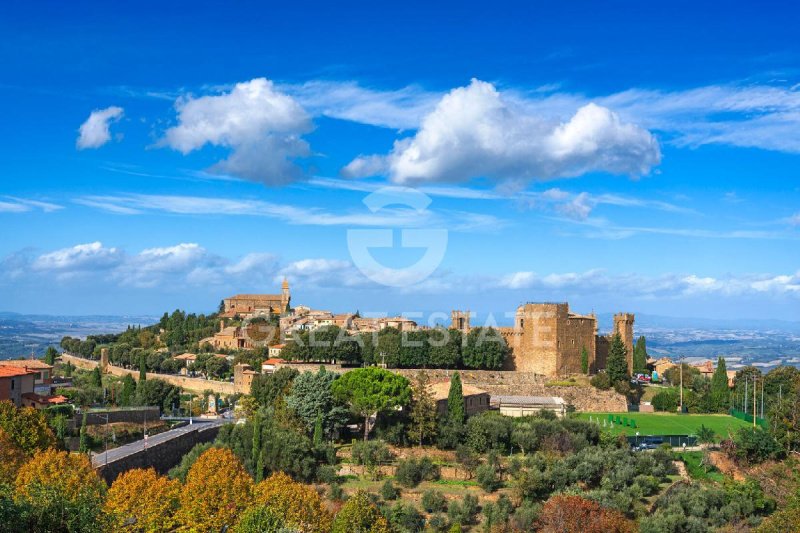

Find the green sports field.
xmin=576 ymin=412 xmax=752 ymax=440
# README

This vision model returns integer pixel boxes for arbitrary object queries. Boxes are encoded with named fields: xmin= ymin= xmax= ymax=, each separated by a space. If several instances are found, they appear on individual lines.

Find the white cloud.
xmin=161 ymin=78 xmax=312 ymax=185
xmin=288 ymin=79 xmax=800 ymax=155
xmin=288 ymin=81 xmax=437 ymax=130
xmin=73 ymin=193 xmax=504 ymax=231
xmin=497 ymin=269 xmax=800 ymax=298
xmin=785 ymin=212 xmax=800 ymax=226
xmin=33 ymin=242 xmax=123 ymax=275
xmin=343 ymin=79 xmax=660 ymax=186
xmin=76 ymin=106 xmax=124 ymax=149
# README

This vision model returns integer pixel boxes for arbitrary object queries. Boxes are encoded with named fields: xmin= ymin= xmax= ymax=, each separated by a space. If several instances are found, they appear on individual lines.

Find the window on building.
xmin=10 ymin=379 xmax=14 ymax=390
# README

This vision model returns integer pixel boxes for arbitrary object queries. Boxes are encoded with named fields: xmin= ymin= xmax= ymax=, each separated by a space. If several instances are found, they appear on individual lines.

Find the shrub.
xmin=328 ymin=483 xmax=345 ymax=501
xmin=352 ymin=439 xmax=394 ymax=480
xmin=332 ymin=490 xmax=391 ymax=533
xmin=465 ymin=411 xmax=513 ymax=453
xmin=421 ymin=489 xmax=448 ymax=513
xmin=590 ymin=372 xmax=611 ymax=390
xmin=476 ymin=463 xmax=501 ymax=492
xmin=394 ymin=456 xmax=440 ymax=487
xmin=652 ymin=389 xmax=679 ymax=412
xmin=380 ymin=480 xmax=399 ymax=500
xmin=724 ymin=428 xmax=784 ymax=465
xmin=389 ymin=501 xmax=425 ymax=532
xmin=447 ymin=493 xmax=478 ymax=526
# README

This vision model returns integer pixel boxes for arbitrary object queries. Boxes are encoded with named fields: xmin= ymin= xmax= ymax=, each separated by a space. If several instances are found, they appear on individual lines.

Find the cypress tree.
xmin=79 ymin=412 xmax=89 ymax=453
xmin=447 ymin=372 xmax=465 ymax=425
xmin=44 ymin=346 xmax=57 ymax=366
xmin=580 ymin=346 xmax=589 ymax=374
xmin=633 ymin=336 xmax=648 ymax=373
xmin=252 ymin=412 xmax=263 ymax=481
xmin=710 ymin=356 xmax=730 ymax=412
xmin=607 ymin=333 xmax=629 ymax=383
xmin=139 ymin=353 xmax=147 ymax=381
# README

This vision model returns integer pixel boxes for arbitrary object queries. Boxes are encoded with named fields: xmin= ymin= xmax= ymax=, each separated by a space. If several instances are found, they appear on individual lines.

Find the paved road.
xmin=91 ymin=419 xmax=229 ymax=468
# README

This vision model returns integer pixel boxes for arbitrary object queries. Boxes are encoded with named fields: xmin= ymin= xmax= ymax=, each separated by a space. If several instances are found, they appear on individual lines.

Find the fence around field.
xmin=729 ymin=408 xmax=768 ymax=429
xmin=627 ymin=434 xmax=697 ymax=447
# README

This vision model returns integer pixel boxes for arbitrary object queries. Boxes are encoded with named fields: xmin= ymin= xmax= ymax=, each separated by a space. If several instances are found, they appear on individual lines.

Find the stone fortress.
xmin=452 ymin=304 xmax=634 ymax=377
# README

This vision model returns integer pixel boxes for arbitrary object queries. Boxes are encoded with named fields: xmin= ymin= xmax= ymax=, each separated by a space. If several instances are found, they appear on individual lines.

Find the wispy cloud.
xmin=0 ymin=197 xmax=63 ymax=213
xmin=73 ymin=193 xmax=505 ymax=231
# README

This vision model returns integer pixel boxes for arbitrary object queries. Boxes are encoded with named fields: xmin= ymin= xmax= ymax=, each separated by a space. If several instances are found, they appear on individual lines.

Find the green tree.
xmin=79 ymin=411 xmax=89 ymax=453
xmin=252 ymin=412 xmax=263 ymax=482
xmin=331 ymin=367 xmax=410 ymax=440
xmin=428 ymin=328 xmax=462 ymax=368
xmin=89 ymin=367 xmax=102 ymax=388
xmin=447 ymin=372 xmax=465 ymax=425
xmin=138 ymin=353 xmax=147 ymax=381
xmin=43 ymin=346 xmax=57 ymax=366
xmin=710 ymin=356 xmax=730 ymax=412
xmin=633 ymin=335 xmax=647 ymax=374
xmin=250 ymin=367 xmax=299 ymax=407
xmin=285 ymin=367 xmax=350 ymax=439
xmin=119 ymin=374 xmax=136 ymax=406
xmin=606 ymin=333 xmax=629 ymax=383
xmin=462 ymin=327 xmax=508 ymax=369
xmin=697 ymin=424 xmax=716 ymax=449
xmin=313 ymin=411 xmax=323 ymax=447
xmin=134 ymin=378 xmax=180 ymax=412
xmin=580 ymin=346 xmax=589 ymax=374
xmin=407 ymin=371 xmax=437 ymax=446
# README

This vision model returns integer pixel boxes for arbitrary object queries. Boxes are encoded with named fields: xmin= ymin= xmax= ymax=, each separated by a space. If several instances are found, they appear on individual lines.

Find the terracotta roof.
xmin=0 ymin=366 xmax=37 ymax=378
xmin=427 ymin=380 xmax=488 ymax=401
xmin=22 ymin=392 xmax=68 ymax=404
xmin=0 ymin=359 xmax=53 ymax=370
xmin=263 ymin=358 xmax=285 ymax=365
xmin=270 ymin=344 xmax=286 ymax=349
xmin=173 ymin=353 xmax=197 ymax=361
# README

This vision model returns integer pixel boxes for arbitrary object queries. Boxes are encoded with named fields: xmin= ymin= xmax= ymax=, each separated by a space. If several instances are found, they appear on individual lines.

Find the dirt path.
xmin=709 ymin=451 xmax=745 ymax=481
xmin=673 ymin=460 xmax=689 ymax=480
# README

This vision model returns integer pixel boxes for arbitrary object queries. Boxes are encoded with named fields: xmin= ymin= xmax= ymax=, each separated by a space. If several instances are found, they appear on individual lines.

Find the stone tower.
xmin=450 ymin=310 xmax=470 ymax=333
xmin=281 ymin=278 xmax=291 ymax=312
xmin=613 ymin=313 xmax=635 ymax=373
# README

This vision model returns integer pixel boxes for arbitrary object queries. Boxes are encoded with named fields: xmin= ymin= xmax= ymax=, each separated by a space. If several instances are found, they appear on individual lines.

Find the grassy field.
xmin=577 ymin=412 xmax=751 ymax=440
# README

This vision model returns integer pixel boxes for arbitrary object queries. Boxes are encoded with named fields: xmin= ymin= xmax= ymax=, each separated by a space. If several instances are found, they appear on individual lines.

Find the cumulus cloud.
xmin=76 ymin=106 xmax=124 ymax=149
xmin=33 ymin=242 xmax=123 ymax=276
xmin=498 ymin=269 xmax=800 ymax=298
xmin=161 ymin=78 xmax=312 ymax=185
xmin=343 ymin=79 xmax=660 ymax=186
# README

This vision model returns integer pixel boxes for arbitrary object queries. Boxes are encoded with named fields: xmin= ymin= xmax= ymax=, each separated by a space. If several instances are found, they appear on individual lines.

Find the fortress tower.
xmin=450 ymin=310 xmax=471 ymax=333
xmin=613 ymin=313 xmax=635 ymax=373
xmin=281 ymin=277 xmax=291 ymax=313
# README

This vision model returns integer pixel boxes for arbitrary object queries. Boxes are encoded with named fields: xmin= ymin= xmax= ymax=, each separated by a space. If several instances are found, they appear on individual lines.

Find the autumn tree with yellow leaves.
xmin=14 ymin=448 xmax=107 ymax=532
xmin=0 ymin=428 xmax=26 ymax=485
xmin=105 ymin=468 xmax=181 ymax=532
xmin=177 ymin=447 xmax=254 ymax=532
xmin=0 ymin=400 xmax=55 ymax=455
xmin=332 ymin=490 xmax=391 ymax=533
xmin=253 ymin=471 xmax=333 ymax=533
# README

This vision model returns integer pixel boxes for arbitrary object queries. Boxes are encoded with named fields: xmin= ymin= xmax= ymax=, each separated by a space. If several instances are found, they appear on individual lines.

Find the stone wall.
xmin=94 ymin=423 xmax=221 ymax=484
xmin=275 ymin=364 xmax=628 ymax=412
xmin=61 ymin=353 xmax=236 ymax=395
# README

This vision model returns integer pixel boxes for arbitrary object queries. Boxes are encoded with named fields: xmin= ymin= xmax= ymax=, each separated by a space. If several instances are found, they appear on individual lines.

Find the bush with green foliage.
xmin=421 ymin=489 xmax=448 ymax=513
xmin=652 ymin=389 xmax=680 ymax=412
xmin=447 ymin=493 xmax=479 ymax=527
xmin=724 ymin=428 xmax=784 ymax=466
xmin=590 ymin=372 xmax=612 ymax=390
xmin=380 ymin=479 xmax=399 ymax=500
xmin=394 ymin=456 xmax=440 ymax=487
xmin=388 ymin=501 xmax=425 ymax=532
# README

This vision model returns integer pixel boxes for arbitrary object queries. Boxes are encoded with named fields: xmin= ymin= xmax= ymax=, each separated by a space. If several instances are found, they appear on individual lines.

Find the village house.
xmin=0 ymin=359 xmax=54 ymax=386
xmin=261 ymin=358 xmax=285 ymax=374
xmin=427 ymin=380 xmax=490 ymax=417
xmin=0 ymin=366 xmax=36 ymax=407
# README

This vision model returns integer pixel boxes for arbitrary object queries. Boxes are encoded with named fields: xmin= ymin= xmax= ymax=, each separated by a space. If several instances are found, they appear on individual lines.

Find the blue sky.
xmin=1 ymin=1 xmax=799 ymax=322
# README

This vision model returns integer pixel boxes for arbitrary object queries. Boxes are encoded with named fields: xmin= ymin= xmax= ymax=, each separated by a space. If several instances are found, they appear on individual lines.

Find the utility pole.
xmin=761 ymin=378 xmax=765 ymax=419
xmin=753 ymin=375 xmax=757 ymax=428
xmin=679 ymin=355 xmax=684 ymax=413
xmin=744 ymin=376 xmax=748 ymax=414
